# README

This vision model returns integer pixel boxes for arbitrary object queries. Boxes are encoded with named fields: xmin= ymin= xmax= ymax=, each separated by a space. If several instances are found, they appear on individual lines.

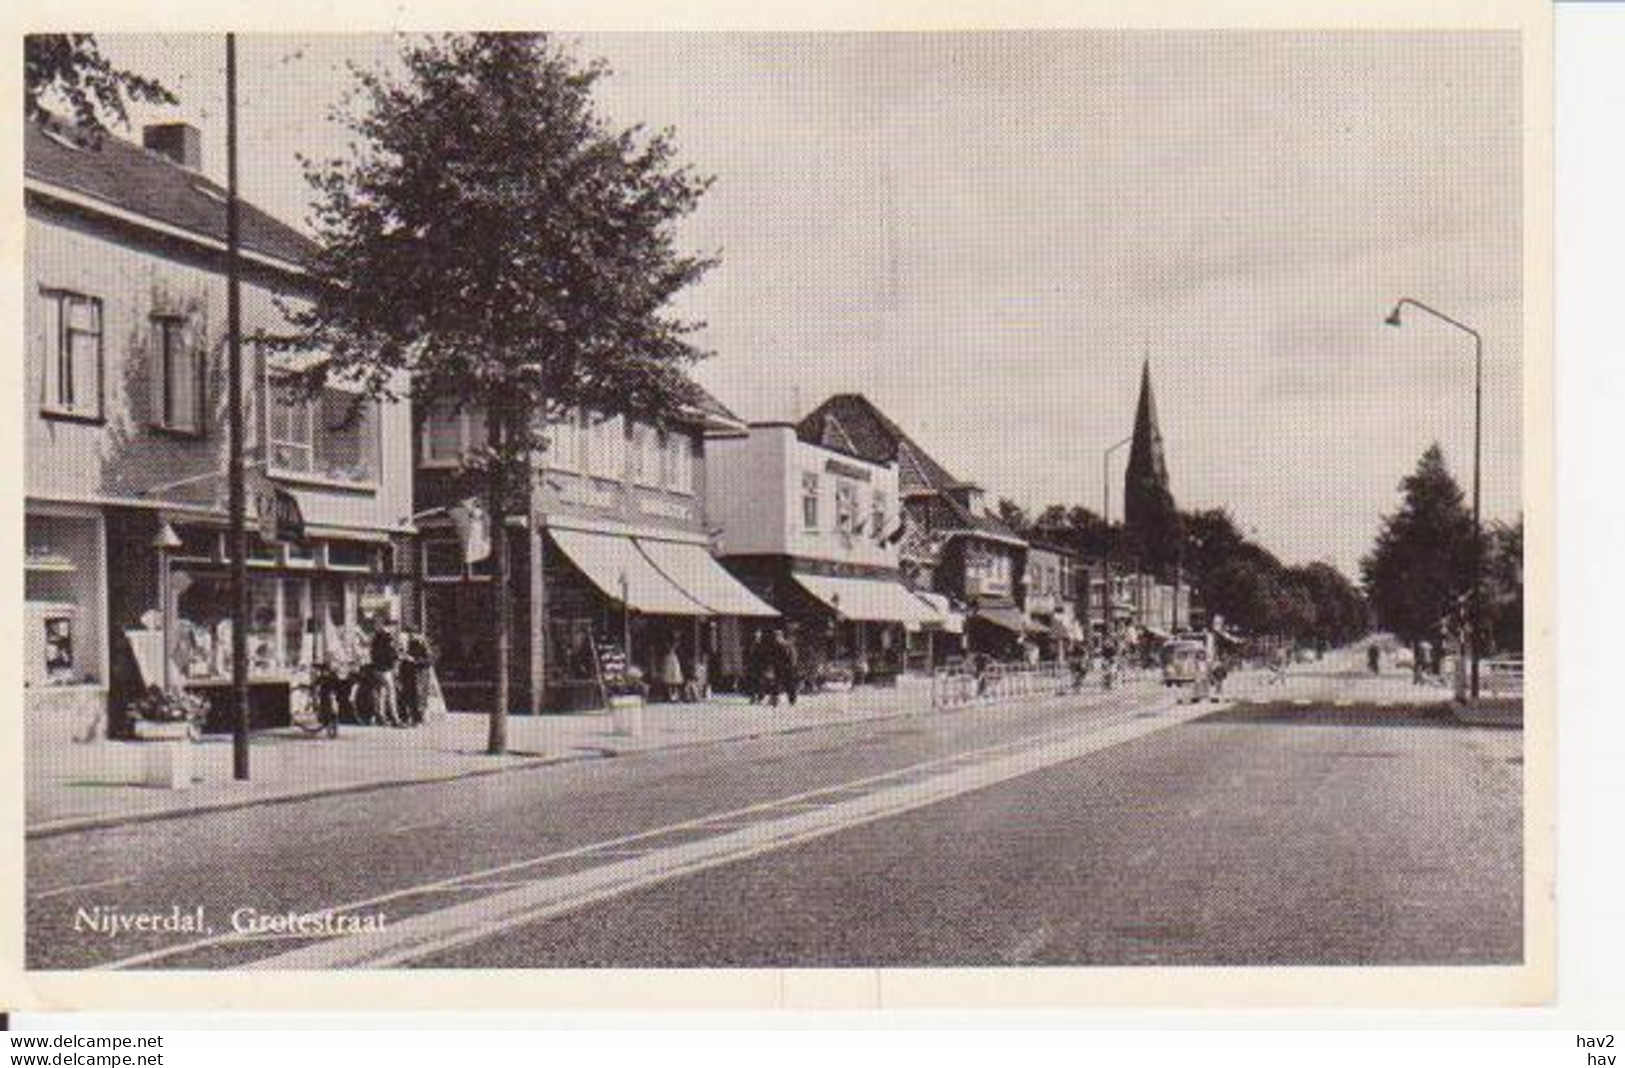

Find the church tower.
xmin=1123 ymin=359 xmax=1181 ymax=579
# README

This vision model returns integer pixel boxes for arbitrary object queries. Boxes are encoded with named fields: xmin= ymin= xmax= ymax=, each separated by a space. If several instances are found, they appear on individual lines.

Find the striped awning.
xmin=636 ymin=538 xmax=778 ymax=618
xmin=550 ymin=528 xmax=708 ymax=616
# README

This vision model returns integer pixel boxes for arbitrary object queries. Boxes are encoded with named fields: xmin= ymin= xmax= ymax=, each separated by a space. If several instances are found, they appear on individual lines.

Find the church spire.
xmin=1124 ymin=358 xmax=1180 ymax=578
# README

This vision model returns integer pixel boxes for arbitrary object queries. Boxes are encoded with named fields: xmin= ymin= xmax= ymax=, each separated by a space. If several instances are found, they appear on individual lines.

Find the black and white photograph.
xmin=11 ymin=8 xmax=1547 ymax=1003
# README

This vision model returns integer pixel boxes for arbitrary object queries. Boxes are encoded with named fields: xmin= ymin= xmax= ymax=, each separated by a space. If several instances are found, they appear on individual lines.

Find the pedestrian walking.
xmin=369 ymin=619 xmax=402 ymax=727
xmin=658 ymin=642 xmax=685 ymax=703
xmin=744 ymin=628 xmax=766 ymax=704
xmin=769 ymin=629 xmax=798 ymax=707
xmin=1367 ymin=643 xmax=1381 ymax=675
xmin=1209 ymin=653 xmax=1229 ymax=700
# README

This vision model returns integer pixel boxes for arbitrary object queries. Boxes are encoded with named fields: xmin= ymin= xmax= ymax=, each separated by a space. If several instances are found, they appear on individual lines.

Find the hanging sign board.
xmin=246 ymin=469 xmax=305 ymax=543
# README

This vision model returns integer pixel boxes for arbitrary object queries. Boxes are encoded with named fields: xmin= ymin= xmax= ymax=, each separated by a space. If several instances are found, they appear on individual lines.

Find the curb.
xmin=27 ymin=687 xmax=1129 ymax=840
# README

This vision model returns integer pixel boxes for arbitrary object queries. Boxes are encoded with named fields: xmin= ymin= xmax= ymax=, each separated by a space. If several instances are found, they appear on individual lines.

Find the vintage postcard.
xmin=3 ymin=0 xmax=1552 ymax=1011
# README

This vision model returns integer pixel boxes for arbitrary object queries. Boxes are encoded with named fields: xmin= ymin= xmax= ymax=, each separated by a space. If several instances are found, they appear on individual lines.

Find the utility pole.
xmin=1102 ymin=435 xmax=1132 ymax=644
xmin=226 ymin=33 xmax=250 ymax=780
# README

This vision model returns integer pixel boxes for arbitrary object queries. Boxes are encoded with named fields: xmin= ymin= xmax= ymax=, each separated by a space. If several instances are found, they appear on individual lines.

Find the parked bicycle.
xmin=288 ymin=662 xmax=346 ymax=739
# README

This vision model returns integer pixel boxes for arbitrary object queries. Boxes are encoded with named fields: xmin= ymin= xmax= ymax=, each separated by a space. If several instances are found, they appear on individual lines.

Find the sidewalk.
xmin=27 ymin=675 xmax=1126 ymax=838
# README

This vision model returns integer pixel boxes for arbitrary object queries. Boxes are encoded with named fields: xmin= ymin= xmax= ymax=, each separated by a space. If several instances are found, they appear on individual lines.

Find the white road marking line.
xmin=33 ymin=876 xmax=133 ymax=900
xmin=99 ymin=696 xmax=1171 ymax=971
xmin=386 ymin=820 xmax=446 ymax=836
xmin=248 ymin=704 xmax=1213 ymax=969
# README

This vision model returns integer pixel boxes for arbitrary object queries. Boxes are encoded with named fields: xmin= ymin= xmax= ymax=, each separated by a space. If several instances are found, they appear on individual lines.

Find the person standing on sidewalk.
xmin=369 ymin=619 xmax=402 ymax=727
xmin=769 ymin=628 xmax=798 ymax=707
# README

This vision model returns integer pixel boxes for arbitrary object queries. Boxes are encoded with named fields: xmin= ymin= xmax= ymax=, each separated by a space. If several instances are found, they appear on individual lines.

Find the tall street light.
xmin=1385 ymin=296 xmax=1483 ymax=701
xmin=1102 ymin=434 xmax=1133 ymax=642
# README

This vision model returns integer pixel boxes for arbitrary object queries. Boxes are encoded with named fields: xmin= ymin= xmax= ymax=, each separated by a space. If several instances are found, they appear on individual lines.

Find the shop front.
xmin=547 ymin=525 xmax=779 ymax=706
xmin=785 ymin=571 xmax=944 ymax=686
xmin=106 ymin=508 xmax=413 ymax=735
xmin=967 ymin=603 xmax=1048 ymax=662
xmin=24 ymin=506 xmax=108 ymax=727
xmin=421 ymin=520 xmax=778 ymax=713
xmin=906 ymin=590 xmax=964 ymax=672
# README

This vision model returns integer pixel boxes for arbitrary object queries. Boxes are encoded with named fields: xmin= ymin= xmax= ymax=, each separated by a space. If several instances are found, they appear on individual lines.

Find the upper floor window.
xmin=657 ymin=430 xmax=695 ymax=495
xmin=801 ymin=472 xmax=821 ymax=531
xmin=547 ymin=409 xmax=584 ymax=473
xmin=270 ymin=384 xmax=379 ymax=486
xmin=39 ymin=289 xmax=103 ymax=420
xmin=152 ymin=315 xmax=205 ymax=434
xmin=834 ymin=480 xmax=859 ymax=537
xmin=627 ymin=421 xmax=662 ymax=488
xmin=870 ymin=491 xmax=888 ymax=542
xmin=585 ymin=413 xmax=625 ymax=479
xmin=421 ymin=400 xmax=487 ymax=467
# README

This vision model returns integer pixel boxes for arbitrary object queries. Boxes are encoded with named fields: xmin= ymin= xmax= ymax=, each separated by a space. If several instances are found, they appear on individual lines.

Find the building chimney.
xmin=143 ymin=123 xmax=202 ymax=170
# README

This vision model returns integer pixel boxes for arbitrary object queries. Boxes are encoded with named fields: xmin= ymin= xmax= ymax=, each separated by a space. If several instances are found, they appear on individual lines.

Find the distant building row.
xmin=22 ymin=118 xmax=1186 ymax=732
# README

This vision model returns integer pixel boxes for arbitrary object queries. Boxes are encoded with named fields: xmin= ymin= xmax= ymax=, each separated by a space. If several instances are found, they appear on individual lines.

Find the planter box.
xmin=610 ymin=696 xmax=645 ymax=737
xmin=137 ymin=722 xmax=196 ymax=789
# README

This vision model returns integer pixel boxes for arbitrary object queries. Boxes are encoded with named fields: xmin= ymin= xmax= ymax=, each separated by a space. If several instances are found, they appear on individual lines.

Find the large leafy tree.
xmin=1361 ymin=443 xmax=1482 ymax=651
xmin=289 ymin=33 xmax=717 ymax=753
xmin=25 ymin=34 xmax=176 ymax=136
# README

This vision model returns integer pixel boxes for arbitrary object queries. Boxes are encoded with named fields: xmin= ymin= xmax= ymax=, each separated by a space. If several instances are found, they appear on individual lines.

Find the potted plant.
xmin=128 ymin=685 xmax=209 ymax=743
xmin=126 ymin=686 xmax=208 ymax=789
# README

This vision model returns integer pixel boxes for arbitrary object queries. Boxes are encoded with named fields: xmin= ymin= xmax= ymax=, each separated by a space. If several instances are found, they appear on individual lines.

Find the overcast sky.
xmin=99 ymin=31 xmax=1523 ymax=578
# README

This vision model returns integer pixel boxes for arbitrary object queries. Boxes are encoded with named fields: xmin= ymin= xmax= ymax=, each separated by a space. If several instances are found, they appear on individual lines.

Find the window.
xmin=421 ymin=401 xmax=487 ymax=467
xmin=586 ymin=414 xmax=625 ymax=479
xmin=422 ymin=538 xmax=466 ymax=581
xmin=39 ymin=290 xmax=103 ymax=419
xmin=627 ymin=422 xmax=662 ymax=487
xmin=870 ymin=491 xmax=888 ymax=542
xmin=801 ymin=472 xmax=821 ymax=531
xmin=152 ymin=315 xmax=205 ymax=433
xmin=655 ymin=429 xmax=693 ymax=493
xmin=268 ymin=383 xmax=379 ymax=485
xmin=673 ymin=434 xmax=694 ymax=494
xmin=835 ymin=480 xmax=859 ymax=536
xmin=548 ymin=409 xmax=583 ymax=473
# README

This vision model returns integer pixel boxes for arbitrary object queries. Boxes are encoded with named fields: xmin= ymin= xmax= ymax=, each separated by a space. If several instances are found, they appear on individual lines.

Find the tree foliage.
xmin=24 ymin=34 xmax=177 ymax=137
xmin=287 ymin=33 xmax=717 ymax=747
xmin=1360 ymin=443 xmax=1482 ymax=648
xmin=286 ymin=31 xmax=717 ymax=476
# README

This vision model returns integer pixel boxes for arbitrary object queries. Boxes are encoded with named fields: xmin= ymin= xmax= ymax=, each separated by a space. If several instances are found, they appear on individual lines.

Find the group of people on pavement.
xmin=316 ymin=617 xmax=445 ymax=728
xmin=742 ymin=627 xmax=799 ymax=707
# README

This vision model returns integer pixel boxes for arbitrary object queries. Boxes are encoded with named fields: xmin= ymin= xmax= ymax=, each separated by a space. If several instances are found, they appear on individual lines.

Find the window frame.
xmin=151 ymin=313 xmax=206 ymax=436
xmin=266 ymin=378 xmax=381 ymax=489
xmin=801 ymin=471 xmax=821 ymax=532
xmin=39 ymin=288 xmax=105 ymax=423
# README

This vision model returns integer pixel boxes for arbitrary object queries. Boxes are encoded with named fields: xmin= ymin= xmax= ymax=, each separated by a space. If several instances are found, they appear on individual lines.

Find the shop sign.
xmin=824 ymin=458 xmax=872 ymax=482
xmin=247 ymin=470 xmax=305 ymax=543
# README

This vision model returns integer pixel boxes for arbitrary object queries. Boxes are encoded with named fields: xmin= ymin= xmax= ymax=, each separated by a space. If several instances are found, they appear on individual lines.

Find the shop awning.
xmin=635 ymin=538 xmax=778 ymax=618
xmin=792 ymin=574 xmax=945 ymax=628
xmin=1048 ymin=617 xmax=1084 ymax=643
xmin=971 ymin=605 xmax=1045 ymax=637
xmin=913 ymin=591 xmax=964 ymax=635
xmin=550 ymin=528 xmax=709 ymax=616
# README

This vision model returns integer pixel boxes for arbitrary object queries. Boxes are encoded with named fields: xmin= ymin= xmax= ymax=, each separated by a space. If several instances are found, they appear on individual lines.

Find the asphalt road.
xmin=26 ymin=677 xmax=1522 ymax=970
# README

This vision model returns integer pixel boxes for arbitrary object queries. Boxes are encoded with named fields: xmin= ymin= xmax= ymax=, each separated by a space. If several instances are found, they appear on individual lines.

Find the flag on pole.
xmin=448 ymin=497 xmax=492 ymax=565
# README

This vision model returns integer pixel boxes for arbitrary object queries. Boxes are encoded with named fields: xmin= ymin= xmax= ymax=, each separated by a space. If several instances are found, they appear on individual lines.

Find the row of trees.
xmin=995 ymin=500 xmax=1371 ymax=648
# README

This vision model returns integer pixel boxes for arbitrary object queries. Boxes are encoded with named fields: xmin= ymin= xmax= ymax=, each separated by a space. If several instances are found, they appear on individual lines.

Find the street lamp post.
xmin=1102 ymin=435 xmax=1133 ymax=645
xmin=1385 ymin=297 xmax=1484 ymax=701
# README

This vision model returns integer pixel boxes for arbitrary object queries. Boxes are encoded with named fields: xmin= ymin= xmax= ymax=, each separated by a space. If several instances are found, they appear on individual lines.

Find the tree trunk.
xmin=487 ymin=406 xmax=510 ymax=756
